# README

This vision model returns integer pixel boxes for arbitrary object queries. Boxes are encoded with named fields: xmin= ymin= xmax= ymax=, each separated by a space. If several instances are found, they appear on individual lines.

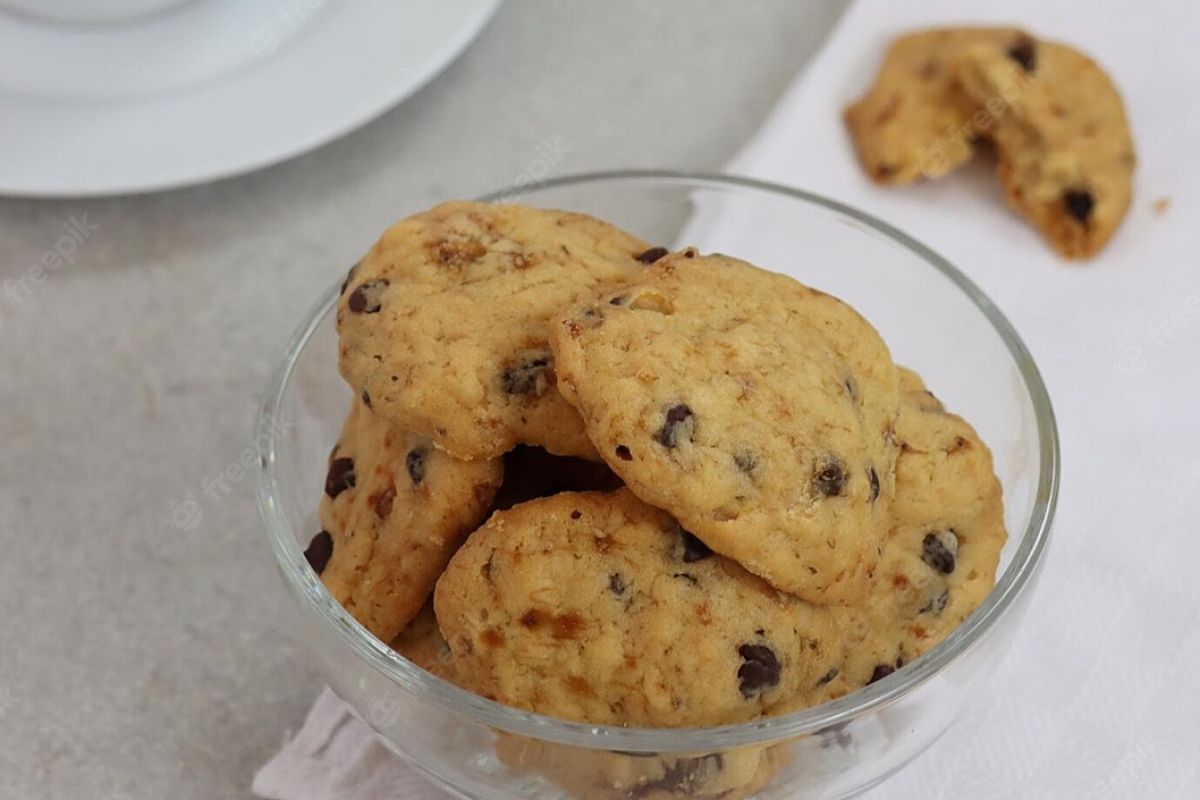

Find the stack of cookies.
xmin=845 ymin=28 xmax=1135 ymax=258
xmin=306 ymin=201 xmax=1006 ymax=796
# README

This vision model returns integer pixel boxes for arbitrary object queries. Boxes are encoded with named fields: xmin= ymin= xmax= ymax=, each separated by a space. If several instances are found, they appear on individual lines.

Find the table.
xmin=0 ymin=2 xmax=848 ymax=797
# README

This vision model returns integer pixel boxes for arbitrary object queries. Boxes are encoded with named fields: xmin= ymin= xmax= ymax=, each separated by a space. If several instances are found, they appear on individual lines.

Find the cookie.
xmin=389 ymin=601 xmax=460 ymax=685
xmin=492 ymin=444 xmax=623 ymax=512
xmin=496 ymin=736 xmax=787 ymax=800
xmin=309 ymin=398 xmax=502 ymax=642
xmin=336 ymin=201 xmax=653 ymax=461
xmin=953 ymin=38 xmax=1135 ymax=258
xmin=549 ymin=251 xmax=900 ymax=605
xmin=433 ymin=489 xmax=843 ymax=727
xmin=826 ymin=367 xmax=1006 ymax=693
xmin=845 ymin=27 xmax=1030 ymax=184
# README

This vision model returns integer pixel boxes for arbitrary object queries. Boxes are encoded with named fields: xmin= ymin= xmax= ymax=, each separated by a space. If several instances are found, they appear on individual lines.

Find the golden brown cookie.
xmin=550 ymin=251 xmax=900 ymax=606
xmin=388 ymin=601 xmax=460 ymax=685
xmin=826 ymin=367 xmax=1006 ymax=693
xmin=434 ymin=489 xmax=843 ymax=727
xmin=845 ymin=27 xmax=1030 ymax=184
xmin=336 ymin=201 xmax=653 ymax=461
xmin=953 ymin=38 xmax=1135 ymax=258
xmin=308 ymin=398 xmax=502 ymax=642
xmin=496 ymin=736 xmax=787 ymax=800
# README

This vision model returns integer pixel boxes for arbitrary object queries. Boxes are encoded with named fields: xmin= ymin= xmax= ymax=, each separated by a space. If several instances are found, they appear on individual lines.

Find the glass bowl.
xmin=256 ymin=170 xmax=1059 ymax=799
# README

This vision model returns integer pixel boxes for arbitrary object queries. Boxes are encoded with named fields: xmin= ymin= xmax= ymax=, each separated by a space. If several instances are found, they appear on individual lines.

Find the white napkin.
xmin=255 ymin=2 xmax=1200 ymax=797
xmin=725 ymin=2 xmax=1200 ymax=799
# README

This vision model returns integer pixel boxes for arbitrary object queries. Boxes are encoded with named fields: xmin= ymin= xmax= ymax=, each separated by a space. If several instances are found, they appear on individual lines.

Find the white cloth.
xmin=255 ymin=2 xmax=1200 ymax=797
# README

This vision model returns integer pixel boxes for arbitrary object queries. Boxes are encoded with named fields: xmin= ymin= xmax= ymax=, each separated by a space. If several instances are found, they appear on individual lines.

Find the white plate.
xmin=0 ymin=0 xmax=502 ymax=197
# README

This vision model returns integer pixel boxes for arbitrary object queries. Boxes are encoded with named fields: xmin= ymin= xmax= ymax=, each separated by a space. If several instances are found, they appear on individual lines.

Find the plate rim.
xmin=0 ymin=0 xmax=503 ymax=198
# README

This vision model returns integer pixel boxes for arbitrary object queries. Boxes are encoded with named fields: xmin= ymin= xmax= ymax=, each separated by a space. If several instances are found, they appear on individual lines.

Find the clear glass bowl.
xmin=256 ymin=171 xmax=1059 ymax=799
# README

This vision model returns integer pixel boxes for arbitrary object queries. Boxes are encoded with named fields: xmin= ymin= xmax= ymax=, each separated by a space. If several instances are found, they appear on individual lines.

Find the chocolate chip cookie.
xmin=827 ymin=367 xmax=1006 ymax=692
xmin=337 ymin=202 xmax=652 ymax=461
xmin=953 ymin=38 xmax=1135 ymax=258
xmin=550 ymin=251 xmax=900 ymax=605
xmin=310 ymin=398 xmax=502 ymax=642
xmin=389 ymin=601 xmax=460 ymax=685
xmin=433 ymin=489 xmax=843 ymax=727
xmin=845 ymin=27 xmax=1030 ymax=184
xmin=496 ymin=736 xmax=787 ymax=800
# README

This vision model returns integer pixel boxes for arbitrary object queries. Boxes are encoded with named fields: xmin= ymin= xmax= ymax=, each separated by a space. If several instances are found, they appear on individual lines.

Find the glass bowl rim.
xmin=255 ymin=168 xmax=1060 ymax=752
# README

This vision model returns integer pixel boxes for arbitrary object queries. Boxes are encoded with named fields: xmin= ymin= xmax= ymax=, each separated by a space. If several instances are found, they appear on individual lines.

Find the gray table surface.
xmin=0 ymin=2 xmax=848 ymax=798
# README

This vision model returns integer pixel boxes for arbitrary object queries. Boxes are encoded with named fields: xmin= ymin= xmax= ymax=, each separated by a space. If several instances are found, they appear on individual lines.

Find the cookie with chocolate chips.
xmin=495 ymin=735 xmax=788 ymax=800
xmin=433 ymin=489 xmax=842 ymax=727
xmin=336 ymin=201 xmax=653 ymax=460
xmin=313 ymin=398 xmax=502 ymax=642
xmin=549 ymin=251 xmax=900 ymax=606
xmin=825 ymin=367 xmax=1007 ymax=693
xmin=952 ymin=38 xmax=1135 ymax=258
xmin=844 ymin=27 xmax=1031 ymax=184
xmin=388 ymin=601 xmax=461 ymax=685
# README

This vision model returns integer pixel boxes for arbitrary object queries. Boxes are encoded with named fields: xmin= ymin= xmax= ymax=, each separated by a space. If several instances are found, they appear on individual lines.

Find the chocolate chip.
xmin=325 ymin=457 xmax=356 ymax=499
xmin=1006 ymin=36 xmax=1037 ymax=71
xmin=672 ymin=572 xmax=699 ymax=585
xmin=501 ymin=354 xmax=552 ymax=396
xmin=615 ymin=445 xmax=633 ymax=461
xmin=608 ymin=573 xmax=627 ymax=596
xmin=570 ymin=510 xmax=582 ymax=520
xmin=1064 ymin=189 xmax=1095 ymax=224
xmin=406 ymin=448 xmax=426 ymax=485
xmin=813 ymin=459 xmax=846 ymax=497
xmin=734 ymin=450 xmax=757 ymax=474
xmin=867 ymin=664 xmax=894 ymax=685
xmin=360 ymin=389 xmax=371 ymax=407
xmin=921 ymin=589 xmax=950 ymax=615
xmin=921 ymin=531 xmax=958 ymax=574
xmin=817 ymin=667 xmax=839 ymax=686
xmin=635 ymin=246 xmax=669 ymax=264
xmin=657 ymin=404 xmax=694 ymax=448
xmin=304 ymin=530 xmax=333 ymax=574
xmin=680 ymin=529 xmax=713 ymax=563
xmin=868 ymin=467 xmax=880 ymax=502
xmin=608 ymin=295 xmax=626 ymax=305
xmin=737 ymin=644 xmax=781 ymax=697
xmin=347 ymin=279 xmax=387 ymax=313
